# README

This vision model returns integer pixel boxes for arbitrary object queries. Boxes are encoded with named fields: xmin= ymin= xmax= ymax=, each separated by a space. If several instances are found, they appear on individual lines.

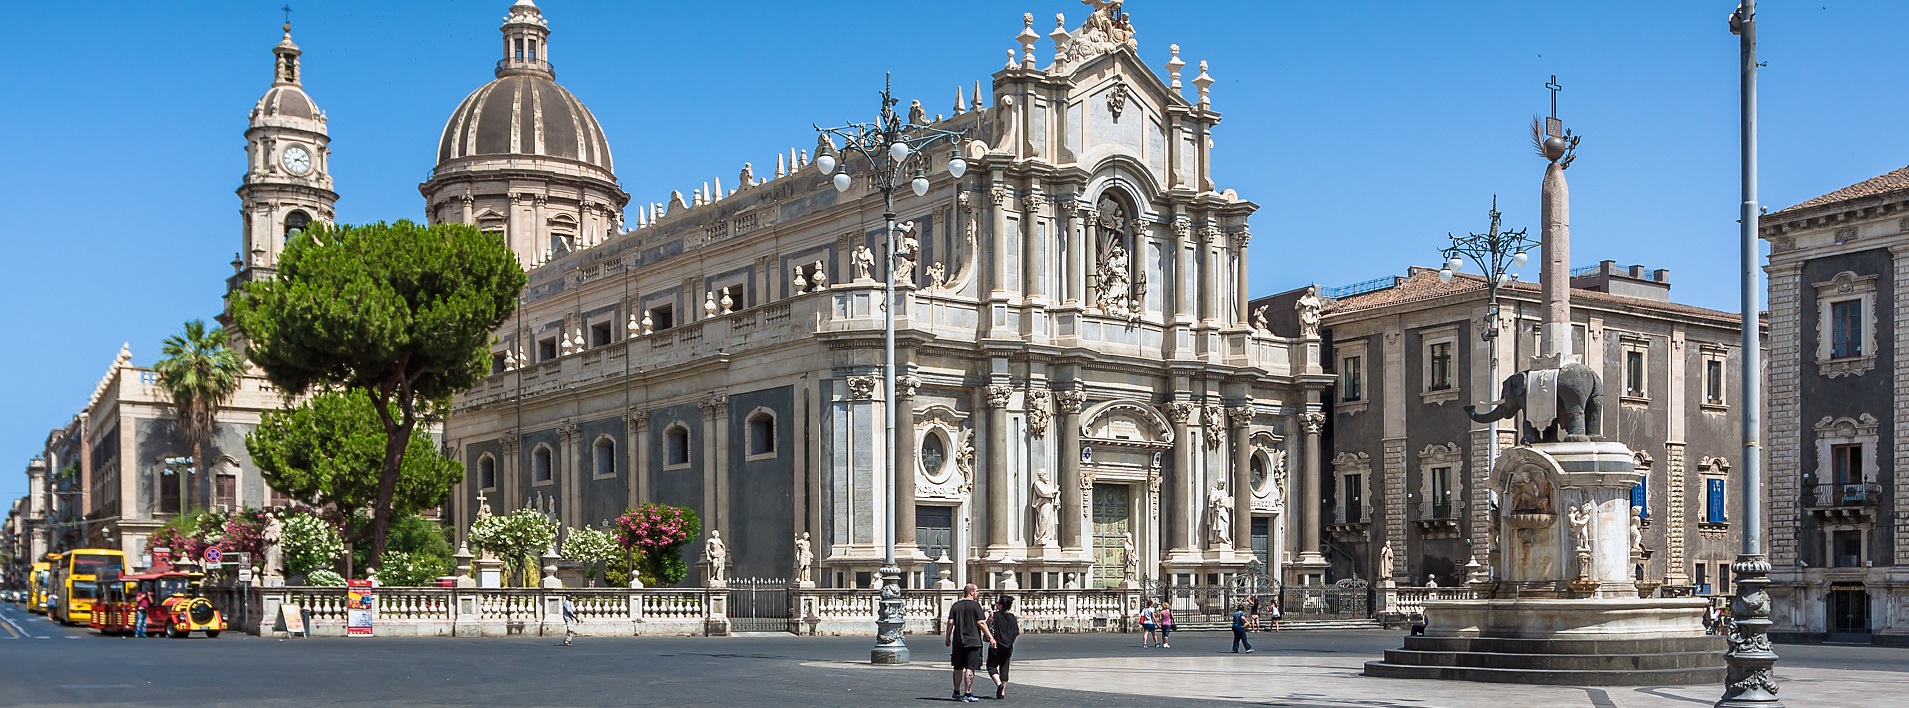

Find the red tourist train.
xmin=90 ymin=565 xmax=226 ymax=638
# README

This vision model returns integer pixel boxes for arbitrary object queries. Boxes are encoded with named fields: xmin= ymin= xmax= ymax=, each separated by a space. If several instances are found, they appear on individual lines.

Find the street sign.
xmin=203 ymin=547 xmax=224 ymax=565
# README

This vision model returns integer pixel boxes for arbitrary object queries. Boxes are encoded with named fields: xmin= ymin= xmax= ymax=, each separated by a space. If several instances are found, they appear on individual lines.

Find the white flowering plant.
xmin=280 ymin=511 xmax=344 ymax=577
xmin=470 ymin=508 xmax=557 ymax=586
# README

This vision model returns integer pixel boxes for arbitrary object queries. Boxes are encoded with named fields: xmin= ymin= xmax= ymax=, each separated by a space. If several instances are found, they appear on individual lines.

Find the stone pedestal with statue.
xmin=1365 ymin=81 xmax=1721 ymax=685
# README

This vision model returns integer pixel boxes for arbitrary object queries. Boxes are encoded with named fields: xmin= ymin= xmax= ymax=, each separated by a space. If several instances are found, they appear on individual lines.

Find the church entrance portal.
xmin=1828 ymin=584 xmax=1870 ymax=643
xmin=1091 ymin=484 xmax=1132 ymax=589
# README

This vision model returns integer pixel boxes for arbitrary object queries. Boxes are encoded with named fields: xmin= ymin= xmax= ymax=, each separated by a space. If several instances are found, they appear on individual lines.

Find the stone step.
xmin=1381 ymin=647 xmax=1726 ymax=672
xmin=1403 ymin=634 xmax=1725 ymax=655
xmin=1173 ymin=619 xmax=1382 ymax=631
xmin=1362 ymin=660 xmax=1726 ymax=686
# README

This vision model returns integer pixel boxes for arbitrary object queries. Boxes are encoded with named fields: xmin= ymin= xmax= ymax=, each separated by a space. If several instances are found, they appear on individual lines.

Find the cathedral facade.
xmin=438 ymin=2 xmax=1328 ymax=589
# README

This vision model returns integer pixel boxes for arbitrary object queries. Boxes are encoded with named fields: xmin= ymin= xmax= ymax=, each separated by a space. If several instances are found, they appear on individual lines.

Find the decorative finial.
xmin=954 ymin=85 xmax=968 ymax=115
xmin=281 ymin=4 xmax=293 ymax=34
xmin=1192 ymin=60 xmax=1214 ymax=108
xmin=1019 ymin=14 xmax=1040 ymax=69
xmin=1007 ymin=48 xmax=1018 ymax=71
xmin=1050 ymin=14 xmax=1070 ymax=70
xmin=973 ymin=80 xmax=985 ymax=109
xmin=1166 ymin=44 xmax=1185 ymax=91
xmin=1530 ymin=74 xmax=1581 ymax=168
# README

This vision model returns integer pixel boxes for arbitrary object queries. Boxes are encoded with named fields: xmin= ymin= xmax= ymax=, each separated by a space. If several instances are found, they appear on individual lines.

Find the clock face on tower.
xmin=280 ymin=145 xmax=313 ymax=175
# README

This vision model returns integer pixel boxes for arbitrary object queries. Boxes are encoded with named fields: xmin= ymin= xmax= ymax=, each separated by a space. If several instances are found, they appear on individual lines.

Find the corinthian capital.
xmin=1299 ymin=412 xmax=1326 ymax=435
xmin=985 ymin=383 xmax=1014 ymax=409
xmin=1163 ymin=402 xmax=1194 ymax=424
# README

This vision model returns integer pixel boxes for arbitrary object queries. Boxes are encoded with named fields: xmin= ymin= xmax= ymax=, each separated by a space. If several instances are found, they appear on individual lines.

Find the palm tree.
xmin=153 ymin=320 xmax=245 ymax=515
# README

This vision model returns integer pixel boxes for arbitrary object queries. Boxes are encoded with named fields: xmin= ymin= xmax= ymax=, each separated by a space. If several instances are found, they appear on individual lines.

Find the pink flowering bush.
xmin=613 ymin=504 xmax=701 ymax=586
xmin=219 ymin=508 xmax=273 ymax=558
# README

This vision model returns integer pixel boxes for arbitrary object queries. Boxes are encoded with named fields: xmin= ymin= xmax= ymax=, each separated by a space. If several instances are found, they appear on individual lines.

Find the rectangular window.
xmin=590 ymin=321 xmax=613 ymax=348
xmin=491 ymin=352 xmax=507 ymax=374
xmin=1834 ymin=530 xmax=1863 ymax=567
xmin=1831 ymin=300 xmax=1863 ymax=359
xmin=1631 ymin=482 xmax=1649 ymax=520
xmin=1706 ymin=478 xmax=1726 ymax=523
xmin=538 ymin=337 xmax=558 ymax=361
xmin=1695 ymin=563 xmax=1708 ymax=594
xmin=1428 ymin=343 xmax=1453 ymax=390
xmin=1343 ymin=474 xmax=1364 ymax=523
xmin=1430 ymin=466 xmax=1453 ymax=518
xmin=158 ymin=468 xmax=181 ymax=515
xmin=1705 ymin=359 xmax=1724 ymax=405
xmin=1342 ymin=356 xmax=1363 ymax=402
xmin=1717 ymin=563 xmax=1730 ymax=594
xmin=1831 ymin=444 xmax=1862 ymax=486
xmin=215 ymin=474 xmax=237 ymax=509
xmin=651 ymin=304 xmax=675 ymax=331
xmin=1625 ymin=349 xmax=1646 ymax=397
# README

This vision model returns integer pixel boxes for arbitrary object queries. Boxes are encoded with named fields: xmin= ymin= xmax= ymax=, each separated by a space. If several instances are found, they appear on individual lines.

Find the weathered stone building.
xmin=442 ymin=2 xmax=1329 ymax=590
xmin=1253 ymin=261 xmax=1752 ymax=593
xmin=1761 ymin=165 xmax=1909 ymax=644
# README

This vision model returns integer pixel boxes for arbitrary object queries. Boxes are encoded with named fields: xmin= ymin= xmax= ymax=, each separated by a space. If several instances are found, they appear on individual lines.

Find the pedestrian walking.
xmin=1156 ymin=604 xmax=1175 ymax=648
xmin=944 ymin=583 xmax=995 ymax=702
xmin=986 ymin=595 xmax=1020 ymax=700
xmin=560 ymin=595 xmax=579 ymax=646
xmin=1231 ymin=603 xmax=1255 ymax=653
xmin=1138 ymin=600 xmax=1159 ymax=647
xmin=133 ymin=590 xmax=152 ymax=638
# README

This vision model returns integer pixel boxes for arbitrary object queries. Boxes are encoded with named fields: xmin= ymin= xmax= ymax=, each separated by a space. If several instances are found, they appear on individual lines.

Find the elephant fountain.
xmin=1463 ymin=363 xmax=1603 ymax=445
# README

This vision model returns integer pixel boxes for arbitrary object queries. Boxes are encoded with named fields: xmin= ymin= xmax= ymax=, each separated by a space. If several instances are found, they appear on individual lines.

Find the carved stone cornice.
xmin=1054 ymin=388 xmax=1085 ymax=416
xmin=985 ymin=383 xmax=1014 ymax=409
xmin=1026 ymin=387 xmax=1051 ymax=438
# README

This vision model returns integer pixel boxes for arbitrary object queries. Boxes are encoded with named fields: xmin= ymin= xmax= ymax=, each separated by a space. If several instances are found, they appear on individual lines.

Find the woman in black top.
xmin=986 ymin=596 xmax=1021 ymax=700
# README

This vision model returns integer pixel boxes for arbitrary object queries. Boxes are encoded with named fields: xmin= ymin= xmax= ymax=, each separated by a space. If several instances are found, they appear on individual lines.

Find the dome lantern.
xmin=497 ymin=0 xmax=554 ymax=80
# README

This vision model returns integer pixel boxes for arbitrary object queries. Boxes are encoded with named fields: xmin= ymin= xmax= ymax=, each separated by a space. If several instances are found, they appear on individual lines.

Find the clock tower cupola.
xmin=234 ymin=18 xmax=336 ymax=282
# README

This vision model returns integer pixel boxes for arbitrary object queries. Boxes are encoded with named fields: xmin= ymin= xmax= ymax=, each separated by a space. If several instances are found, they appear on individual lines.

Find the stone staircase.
xmin=1173 ymin=618 xmax=1383 ymax=632
xmin=1362 ymin=635 xmax=1727 ymax=685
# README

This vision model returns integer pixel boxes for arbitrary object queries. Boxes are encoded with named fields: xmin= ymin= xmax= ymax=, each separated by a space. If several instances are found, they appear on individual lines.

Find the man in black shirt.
xmin=943 ymin=583 xmax=995 ymax=702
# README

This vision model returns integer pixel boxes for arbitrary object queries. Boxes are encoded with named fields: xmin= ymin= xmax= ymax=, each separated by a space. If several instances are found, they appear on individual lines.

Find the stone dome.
xmin=435 ymin=74 xmax=613 ymax=173
xmin=254 ymin=85 xmax=319 ymax=121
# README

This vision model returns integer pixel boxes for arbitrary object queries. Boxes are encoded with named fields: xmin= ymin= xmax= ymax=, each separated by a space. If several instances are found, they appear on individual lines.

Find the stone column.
xmin=1539 ymin=161 xmax=1573 ymax=361
xmin=1230 ymin=406 xmax=1254 ymax=551
xmin=1172 ymin=215 xmax=1194 ymax=323
xmin=701 ymin=396 xmax=730 ymax=534
xmin=1296 ymin=413 xmax=1327 ymax=573
xmin=628 ymin=410 xmax=650 ymax=509
xmin=1231 ymin=229 xmax=1251 ymax=327
xmin=500 ymin=429 xmax=521 ymax=512
xmin=558 ymin=419 xmax=581 ymax=528
xmin=1199 ymin=224 xmax=1220 ymax=325
xmin=988 ymin=181 xmax=1012 ymax=297
xmin=1023 ymin=189 xmax=1047 ymax=302
xmin=895 ymin=373 xmax=919 ymax=550
xmin=985 ymin=383 xmax=1013 ymax=555
xmin=1896 ymin=245 xmax=1909 ymax=568
xmin=1056 ymin=386 xmax=1085 ymax=552
xmin=1066 ymin=201 xmax=1091 ymax=305
xmin=1165 ymin=402 xmax=1195 ymax=554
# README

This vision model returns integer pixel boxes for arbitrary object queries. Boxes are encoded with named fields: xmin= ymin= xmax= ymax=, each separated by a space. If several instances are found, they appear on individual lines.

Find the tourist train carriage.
xmin=90 ymin=569 xmax=225 ymax=638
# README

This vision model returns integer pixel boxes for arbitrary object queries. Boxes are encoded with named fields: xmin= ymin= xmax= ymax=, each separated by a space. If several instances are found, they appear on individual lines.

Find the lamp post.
xmin=815 ymin=74 xmax=968 ymax=665
xmin=1719 ymin=2 xmax=1780 ymax=705
xmin=1437 ymin=197 xmax=1535 ymax=580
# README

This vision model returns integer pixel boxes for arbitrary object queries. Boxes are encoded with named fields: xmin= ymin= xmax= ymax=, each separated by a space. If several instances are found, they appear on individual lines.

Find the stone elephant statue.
xmin=1464 ymin=363 xmax=1603 ymax=445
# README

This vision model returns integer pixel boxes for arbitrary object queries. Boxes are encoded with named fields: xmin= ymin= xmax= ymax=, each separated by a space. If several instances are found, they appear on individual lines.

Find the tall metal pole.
xmin=1718 ymin=1 xmax=1780 ymax=705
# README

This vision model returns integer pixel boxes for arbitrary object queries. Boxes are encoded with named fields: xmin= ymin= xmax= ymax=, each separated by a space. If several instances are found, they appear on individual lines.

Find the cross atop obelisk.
xmin=1535 ymin=75 xmax=1581 ymax=368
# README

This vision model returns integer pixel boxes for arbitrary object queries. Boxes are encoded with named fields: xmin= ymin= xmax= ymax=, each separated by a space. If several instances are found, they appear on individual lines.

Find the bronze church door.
xmin=1091 ymin=483 xmax=1132 ymax=589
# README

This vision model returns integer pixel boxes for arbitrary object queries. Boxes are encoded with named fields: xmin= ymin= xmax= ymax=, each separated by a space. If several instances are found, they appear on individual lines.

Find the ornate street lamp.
xmin=1437 ymin=196 xmax=1535 ymax=580
xmin=1719 ymin=2 xmax=1779 ymax=706
xmin=815 ymin=74 xmax=967 ymax=665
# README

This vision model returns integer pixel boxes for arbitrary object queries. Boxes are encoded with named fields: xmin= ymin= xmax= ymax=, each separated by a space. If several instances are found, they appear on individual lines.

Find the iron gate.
xmin=1145 ymin=572 xmax=1282 ymax=627
xmin=1279 ymin=578 xmax=1369 ymax=620
xmin=727 ymin=578 xmax=790 ymax=633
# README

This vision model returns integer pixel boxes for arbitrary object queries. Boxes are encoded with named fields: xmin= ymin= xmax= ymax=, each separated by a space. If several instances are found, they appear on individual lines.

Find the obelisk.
xmin=1536 ymin=75 xmax=1580 ymax=368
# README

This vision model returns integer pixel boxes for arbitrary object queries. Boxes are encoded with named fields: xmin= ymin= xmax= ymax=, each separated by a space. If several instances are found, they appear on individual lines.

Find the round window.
xmin=1251 ymin=455 xmax=1267 ymax=493
xmin=921 ymin=431 xmax=948 ymax=481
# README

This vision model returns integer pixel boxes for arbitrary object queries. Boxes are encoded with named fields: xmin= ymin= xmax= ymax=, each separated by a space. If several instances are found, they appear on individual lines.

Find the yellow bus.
xmin=49 ymin=548 xmax=126 ymax=625
xmin=26 ymin=560 xmax=51 ymax=614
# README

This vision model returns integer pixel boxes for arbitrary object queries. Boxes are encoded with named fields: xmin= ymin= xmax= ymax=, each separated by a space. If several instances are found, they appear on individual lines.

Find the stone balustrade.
xmin=1378 ymin=585 xmax=1478 ymax=619
xmin=789 ymin=587 xmax=1140 ymax=636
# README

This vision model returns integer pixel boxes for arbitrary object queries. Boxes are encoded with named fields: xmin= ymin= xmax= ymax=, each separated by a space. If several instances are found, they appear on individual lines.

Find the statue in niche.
xmin=1122 ymin=532 xmax=1139 ymax=582
xmin=1096 ymin=243 xmax=1131 ymax=315
xmin=1295 ymin=285 xmax=1324 ymax=338
xmin=1031 ymin=468 xmax=1060 ymax=547
xmin=852 ymin=245 xmax=875 ymax=282
xmin=794 ymin=532 xmax=814 ymax=584
xmin=1506 ymin=467 xmax=1554 ymax=515
xmin=1630 ymin=506 xmax=1644 ymax=556
xmin=1207 ymin=480 xmax=1233 ymax=546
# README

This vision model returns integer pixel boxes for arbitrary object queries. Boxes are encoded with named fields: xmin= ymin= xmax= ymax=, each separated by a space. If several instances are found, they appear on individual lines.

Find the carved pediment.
xmin=1081 ymin=400 xmax=1173 ymax=446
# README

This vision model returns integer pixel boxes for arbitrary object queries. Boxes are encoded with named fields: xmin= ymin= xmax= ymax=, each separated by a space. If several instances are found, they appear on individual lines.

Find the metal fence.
xmin=726 ymin=578 xmax=790 ymax=633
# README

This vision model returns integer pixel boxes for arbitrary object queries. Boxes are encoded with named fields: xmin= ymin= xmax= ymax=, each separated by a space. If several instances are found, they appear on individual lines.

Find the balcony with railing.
xmin=1807 ymin=482 xmax=1882 ymax=524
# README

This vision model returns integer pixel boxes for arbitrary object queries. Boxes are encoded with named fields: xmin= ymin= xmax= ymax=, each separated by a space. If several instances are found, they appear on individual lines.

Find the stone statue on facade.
xmin=852 ymin=245 xmax=875 ymax=282
xmin=1252 ymin=304 xmax=1270 ymax=333
xmin=794 ymin=532 xmax=814 ymax=585
xmin=1122 ymin=532 xmax=1139 ymax=583
xmin=1207 ymin=480 xmax=1233 ymax=547
xmin=1295 ymin=285 xmax=1323 ymax=338
xmin=810 ymin=259 xmax=828 ymax=290
xmin=1506 ymin=468 xmax=1554 ymax=515
xmin=703 ymin=530 xmax=728 ymax=586
xmin=1629 ymin=506 xmax=1644 ymax=557
xmin=1568 ymin=501 xmax=1593 ymax=554
xmin=1031 ymin=468 xmax=1060 ymax=547
xmin=1069 ymin=0 xmax=1136 ymax=60
xmin=262 ymin=514 xmax=284 ymax=583
xmin=1095 ymin=243 xmax=1131 ymax=315
xmin=895 ymin=222 xmax=920 ymax=285
xmin=1379 ymin=540 xmax=1395 ymax=581
xmin=925 ymin=262 xmax=947 ymax=290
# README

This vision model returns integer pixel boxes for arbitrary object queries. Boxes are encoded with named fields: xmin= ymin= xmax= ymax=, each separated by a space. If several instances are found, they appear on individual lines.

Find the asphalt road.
xmin=2 ymin=600 xmax=1902 ymax=707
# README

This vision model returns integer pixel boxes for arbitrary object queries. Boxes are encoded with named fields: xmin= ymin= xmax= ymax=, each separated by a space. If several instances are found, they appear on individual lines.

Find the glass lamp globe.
xmin=948 ymin=155 xmax=967 ymax=179
xmin=1495 ymin=273 xmax=1510 ymax=286
xmin=1446 ymin=256 xmax=1463 ymax=272
xmin=832 ymin=172 xmax=852 ymax=193
xmin=889 ymin=141 xmax=912 ymax=162
xmin=911 ymin=176 xmax=930 ymax=196
xmin=1512 ymin=251 xmax=1529 ymax=268
xmin=815 ymin=153 xmax=837 ymax=175
xmin=1438 ymin=268 xmax=1454 ymax=283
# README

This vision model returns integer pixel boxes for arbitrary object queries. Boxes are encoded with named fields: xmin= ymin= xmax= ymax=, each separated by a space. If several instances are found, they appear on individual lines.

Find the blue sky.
xmin=2 ymin=0 xmax=1903 ymax=504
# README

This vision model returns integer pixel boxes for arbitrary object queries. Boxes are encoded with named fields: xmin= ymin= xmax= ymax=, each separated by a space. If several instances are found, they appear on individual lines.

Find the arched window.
xmin=665 ymin=425 xmax=691 ymax=467
xmin=532 ymin=445 xmax=554 ymax=483
xmin=747 ymin=410 xmax=776 ymax=457
xmin=594 ymin=437 xmax=616 ymax=477
xmin=284 ymin=209 xmax=312 ymax=241
xmin=479 ymin=454 xmax=497 ymax=490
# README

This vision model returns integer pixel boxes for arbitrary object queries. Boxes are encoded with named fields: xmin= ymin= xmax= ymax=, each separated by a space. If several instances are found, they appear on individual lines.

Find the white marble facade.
xmin=440 ymin=2 xmax=1325 ymax=590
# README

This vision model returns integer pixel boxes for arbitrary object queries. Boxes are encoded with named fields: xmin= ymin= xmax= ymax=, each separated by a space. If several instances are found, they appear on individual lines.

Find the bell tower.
xmin=233 ymin=18 xmax=336 ymax=284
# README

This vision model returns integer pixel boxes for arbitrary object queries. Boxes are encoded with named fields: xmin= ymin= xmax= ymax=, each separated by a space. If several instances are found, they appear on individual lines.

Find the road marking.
xmin=0 ymin=611 xmax=39 ymax=639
